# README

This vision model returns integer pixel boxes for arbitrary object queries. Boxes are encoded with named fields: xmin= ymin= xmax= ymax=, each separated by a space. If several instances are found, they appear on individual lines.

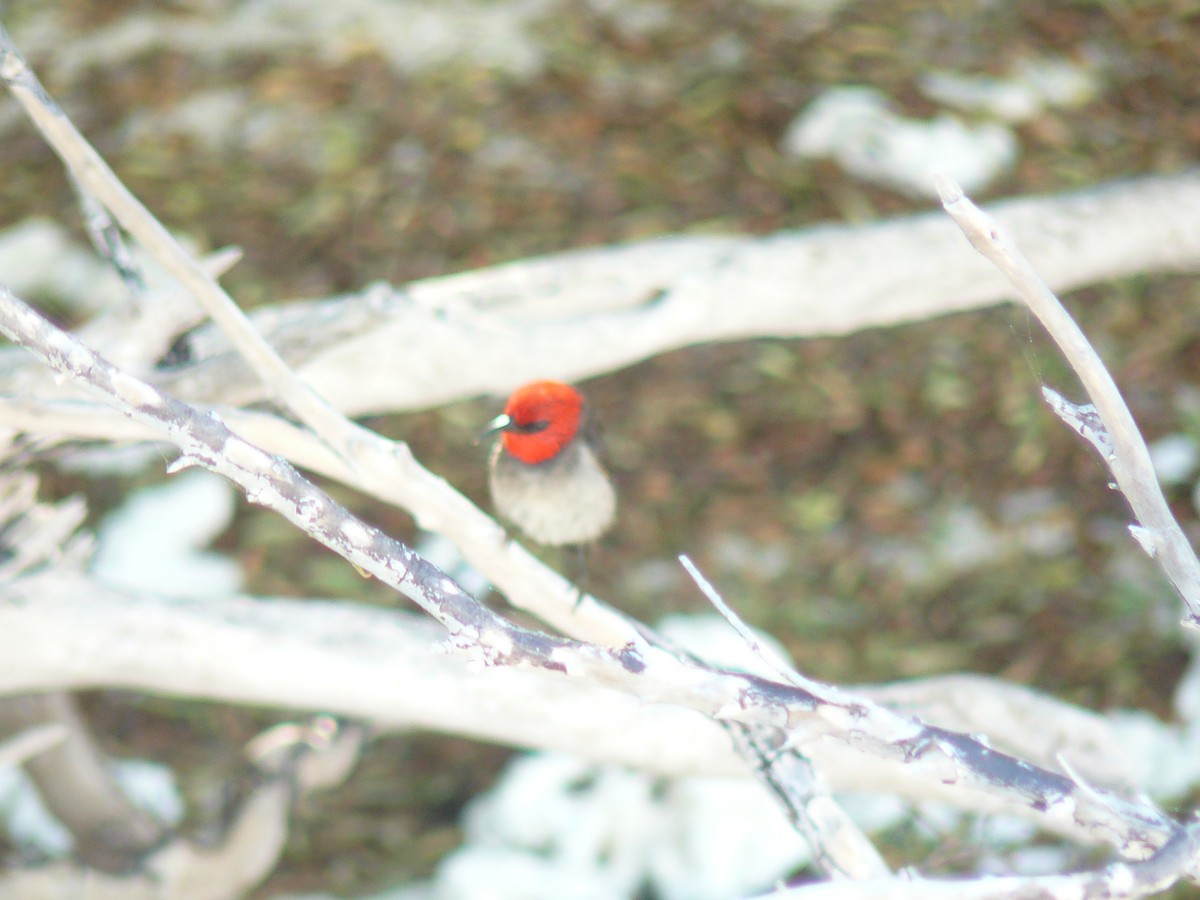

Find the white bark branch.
xmin=0 ymin=283 xmax=1176 ymax=862
xmin=771 ymin=819 xmax=1200 ymax=898
xmin=936 ymin=176 xmax=1200 ymax=627
xmin=2 ymin=17 xmax=1197 ymax=895
xmin=0 ymin=724 xmax=367 ymax=900
xmin=0 ymin=693 xmax=166 ymax=868
xmin=0 ymin=22 xmax=365 ymax=476
xmin=136 ymin=170 xmax=1200 ymax=417
xmin=0 ymin=22 xmax=652 ymax=646
xmin=0 ymin=571 xmax=1166 ymax=850
xmin=0 ymin=724 xmax=65 ymax=768
xmin=0 ymin=569 xmax=1136 ymax=790
xmin=1 ymin=176 xmax=1197 ymax=420
xmin=681 ymin=555 xmax=890 ymax=879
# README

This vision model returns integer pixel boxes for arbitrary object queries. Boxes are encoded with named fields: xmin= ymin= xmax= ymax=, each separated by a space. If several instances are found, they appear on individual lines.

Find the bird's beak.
xmin=475 ymin=413 xmax=513 ymax=445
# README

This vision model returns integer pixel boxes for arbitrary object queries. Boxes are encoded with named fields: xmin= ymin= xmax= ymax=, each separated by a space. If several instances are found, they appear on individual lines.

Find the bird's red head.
xmin=498 ymin=380 xmax=584 ymax=465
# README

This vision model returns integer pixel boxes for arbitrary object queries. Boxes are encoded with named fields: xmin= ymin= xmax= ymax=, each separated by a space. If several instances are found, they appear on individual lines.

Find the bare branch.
xmin=0 ymin=724 xmax=65 ymax=768
xmin=2 ymin=176 xmax=1197 ymax=419
xmin=936 ymin=175 xmax=1200 ymax=627
xmin=0 ymin=721 xmax=367 ymax=898
xmin=768 ymin=819 xmax=1200 ymax=898
xmin=0 ymin=284 xmax=1176 ymax=859
xmin=0 ymin=473 xmax=90 ymax=578
xmin=0 ymin=28 xmax=654 ymax=645
xmin=0 ymin=22 xmax=358 ymax=467
xmin=0 ymin=572 xmax=1149 ymax=824
xmin=680 ymin=554 xmax=800 ymax=686
xmin=679 ymin=555 xmax=890 ymax=879
xmin=0 ymin=573 xmax=1172 ymax=853
xmin=1 ymin=18 xmax=1195 ymax=892
xmin=143 ymin=171 xmax=1200 ymax=417
xmin=0 ymin=693 xmax=166 ymax=870
xmin=68 ymin=173 xmax=144 ymax=297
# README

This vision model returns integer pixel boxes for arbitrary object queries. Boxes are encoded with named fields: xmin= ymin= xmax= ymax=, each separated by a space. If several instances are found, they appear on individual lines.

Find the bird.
xmin=483 ymin=380 xmax=616 ymax=547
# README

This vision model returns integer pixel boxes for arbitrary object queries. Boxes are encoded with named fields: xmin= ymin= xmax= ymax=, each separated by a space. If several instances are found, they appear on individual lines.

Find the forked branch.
xmin=937 ymin=176 xmax=1200 ymax=627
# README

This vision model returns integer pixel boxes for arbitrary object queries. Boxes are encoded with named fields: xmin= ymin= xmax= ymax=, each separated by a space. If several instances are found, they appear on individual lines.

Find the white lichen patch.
xmin=60 ymin=343 xmax=95 ymax=375
xmin=338 ymin=516 xmax=373 ymax=547
xmin=547 ymin=646 xmax=580 ymax=675
xmin=714 ymin=701 xmax=745 ymax=721
xmin=813 ymin=703 xmax=861 ymax=733
xmin=448 ymin=639 xmax=493 ymax=672
xmin=242 ymin=481 xmax=283 ymax=509
xmin=482 ymin=627 xmax=516 ymax=658
xmin=1039 ymin=793 xmax=1078 ymax=828
xmin=293 ymin=495 xmax=322 ymax=522
xmin=379 ymin=555 xmax=408 ymax=580
xmin=220 ymin=437 xmax=275 ymax=473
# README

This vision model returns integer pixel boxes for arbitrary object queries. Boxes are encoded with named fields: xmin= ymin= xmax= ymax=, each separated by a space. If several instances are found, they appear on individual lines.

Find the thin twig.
xmin=679 ymin=553 xmax=801 ymax=686
xmin=679 ymin=555 xmax=890 ymax=879
xmin=0 ymin=23 xmax=647 ymax=644
xmin=0 ymin=24 xmax=349 ymax=458
xmin=69 ymin=173 xmax=145 ymax=297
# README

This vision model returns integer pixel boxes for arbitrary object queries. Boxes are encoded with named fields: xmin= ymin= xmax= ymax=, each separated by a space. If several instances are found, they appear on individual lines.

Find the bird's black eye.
xmin=513 ymin=419 xmax=550 ymax=434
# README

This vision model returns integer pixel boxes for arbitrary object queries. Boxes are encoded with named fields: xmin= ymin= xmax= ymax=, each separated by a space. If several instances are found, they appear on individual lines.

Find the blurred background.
xmin=1 ymin=1 xmax=1199 ymax=895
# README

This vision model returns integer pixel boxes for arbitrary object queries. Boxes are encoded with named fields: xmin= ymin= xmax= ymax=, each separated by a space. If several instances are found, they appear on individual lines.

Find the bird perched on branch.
xmin=483 ymin=380 xmax=616 ymax=547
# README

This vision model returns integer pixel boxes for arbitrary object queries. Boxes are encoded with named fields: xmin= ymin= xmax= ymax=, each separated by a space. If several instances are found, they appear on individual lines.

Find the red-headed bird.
xmin=484 ymin=380 xmax=616 ymax=546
